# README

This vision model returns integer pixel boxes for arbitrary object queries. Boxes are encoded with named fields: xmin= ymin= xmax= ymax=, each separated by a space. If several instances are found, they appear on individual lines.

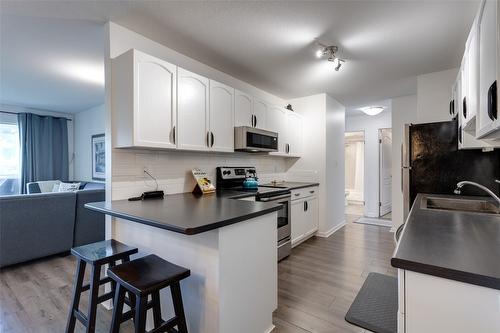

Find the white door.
xmin=267 ymin=105 xmax=287 ymax=153
xmin=291 ymin=199 xmax=306 ymax=246
xmin=253 ymin=99 xmax=268 ymax=129
xmin=209 ymin=80 xmax=234 ymax=152
xmin=286 ymin=111 xmax=302 ymax=156
xmin=379 ymin=128 xmax=392 ymax=217
xmin=304 ymin=196 xmax=319 ymax=236
xmin=234 ymin=90 xmax=253 ymax=127
xmin=177 ymin=67 xmax=209 ymax=151
xmin=135 ymin=52 xmax=177 ymax=148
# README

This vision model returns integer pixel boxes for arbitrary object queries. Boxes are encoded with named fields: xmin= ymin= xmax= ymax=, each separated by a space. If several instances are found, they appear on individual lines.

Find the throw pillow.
xmin=52 ymin=184 xmax=60 ymax=192
xmin=58 ymin=182 xmax=81 ymax=192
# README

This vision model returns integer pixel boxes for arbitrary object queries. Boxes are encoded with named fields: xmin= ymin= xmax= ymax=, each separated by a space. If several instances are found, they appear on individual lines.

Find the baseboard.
xmin=316 ymin=221 xmax=346 ymax=238
xmin=264 ymin=324 xmax=276 ymax=333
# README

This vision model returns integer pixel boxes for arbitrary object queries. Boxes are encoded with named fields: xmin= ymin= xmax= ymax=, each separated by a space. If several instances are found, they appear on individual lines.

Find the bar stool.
xmin=108 ymin=254 xmax=191 ymax=333
xmin=65 ymin=239 xmax=138 ymax=333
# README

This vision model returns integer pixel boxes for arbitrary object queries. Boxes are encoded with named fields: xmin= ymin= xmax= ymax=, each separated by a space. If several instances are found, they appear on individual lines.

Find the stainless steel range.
xmin=216 ymin=166 xmax=292 ymax=261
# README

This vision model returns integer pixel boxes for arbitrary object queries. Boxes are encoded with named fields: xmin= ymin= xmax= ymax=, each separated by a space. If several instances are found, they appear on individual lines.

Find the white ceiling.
xmin=0 ymin=1 xmax=478 ymax=113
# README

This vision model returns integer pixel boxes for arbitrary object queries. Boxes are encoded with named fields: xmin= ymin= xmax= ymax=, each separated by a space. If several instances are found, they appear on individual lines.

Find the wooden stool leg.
xmin=86 ymin=263 xmax=101 ymax=333
xmin=151 ymin=291 xmax=162 ymax=328
xmin=65 ymin=259 xmax=86 ymax=333
xmin=171 ymin=283 xmax=188 ymax=333
xmin=134 ymin=295 xmax=148 ymax=333
xmin=110 ymin=283 xmax=126 ymax=333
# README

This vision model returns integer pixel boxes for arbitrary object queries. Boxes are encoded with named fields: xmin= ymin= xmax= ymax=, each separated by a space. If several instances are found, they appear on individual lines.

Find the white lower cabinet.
xmin=397 ymin=269 xmax=500 ymax=333
xmin=291 ymin=186 xmax=319 ymax=247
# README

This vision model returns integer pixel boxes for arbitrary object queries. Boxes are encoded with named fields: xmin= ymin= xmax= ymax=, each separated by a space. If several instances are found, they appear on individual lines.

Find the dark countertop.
xmin=260 ymin=182 xmax=320 ymax=190
xmin=392 ymin=193 xmax=500 ymax=290
xmin=85 ymin=192 xmax=281 ymax=235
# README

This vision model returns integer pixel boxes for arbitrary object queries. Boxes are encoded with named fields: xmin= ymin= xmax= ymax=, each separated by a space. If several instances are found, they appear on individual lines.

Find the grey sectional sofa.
xmin=0 ymin=182 xmax=105 ymax=267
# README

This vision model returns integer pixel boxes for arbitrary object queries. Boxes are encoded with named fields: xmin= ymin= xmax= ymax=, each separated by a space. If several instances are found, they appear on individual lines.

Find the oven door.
xmin=259 ymin=194 xmax=291 ymax=242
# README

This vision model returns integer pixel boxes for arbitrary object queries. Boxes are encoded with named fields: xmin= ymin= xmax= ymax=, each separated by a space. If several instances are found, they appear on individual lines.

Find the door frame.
xmin=344 ymin=130 xmax=366 ymax=214
xmin=378 ymin=127 xmax=392 ymax=217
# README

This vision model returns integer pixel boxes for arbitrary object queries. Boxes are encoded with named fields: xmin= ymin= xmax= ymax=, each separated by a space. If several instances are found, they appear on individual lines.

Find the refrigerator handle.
xmin=401 ymin=143 xmax=404 ymax=193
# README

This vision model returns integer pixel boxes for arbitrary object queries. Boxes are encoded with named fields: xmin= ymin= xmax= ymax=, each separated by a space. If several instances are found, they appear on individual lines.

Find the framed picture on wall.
xmin=91 ymin=134 xmax=105 ymax=181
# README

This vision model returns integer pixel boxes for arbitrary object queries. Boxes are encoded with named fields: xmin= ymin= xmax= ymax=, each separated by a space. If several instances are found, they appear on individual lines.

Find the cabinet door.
xmin=461 ymin=55 xmax=469 ymax=122
xmin=209 ymin=80 xmax=234 ymax=152
xmin=177 ymin=67 xmax=209 ymax=151
xmin=291 ymin=199 xmax=306 ymax=246
xmin=467 ymin=22 xmax=479 ymax=124
xmin=253 ymin=99 xmax=268 ymax=129
xmin=135 ymin=51 xmax=177 ymax=148
xmin=235 ymin=90 xmax=253 ymax=127
xmin=286 ymin=111 xmax=303 ymax=156
xmin=267 ymin=105 xmax=287 ymax=153
xmin=478 ymin=0 xmax=498 ymax=132
xmin=304 ymin=196 xmax=319 ymax=236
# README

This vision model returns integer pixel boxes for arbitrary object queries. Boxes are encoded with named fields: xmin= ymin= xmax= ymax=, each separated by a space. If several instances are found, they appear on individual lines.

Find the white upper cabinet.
xmin=477 ymin=0 xmax=499 ymax=138
xmin=286 ymin=111 xmax=303 ymax=156
xmin=209 ymin=80 xmax=235 ymax=152
xmin=177 ymin=67 xmax=210 ymax=151
xmin=252 ymin=99 xmax=268 ymax=130
xmin=235 ymin=90 xmax=254 ymax=127
xmin=112 ymin=49 xmax=177 ymax=149
xmin=267 ymin=105 xmax=287 ymax=153
xmin=464 ymin=19 xmax=479 ymax=133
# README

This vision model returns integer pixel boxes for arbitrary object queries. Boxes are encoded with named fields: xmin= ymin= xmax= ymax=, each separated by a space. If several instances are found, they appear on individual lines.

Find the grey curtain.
xmin=18 ymin=113 xmax=69 ymax=193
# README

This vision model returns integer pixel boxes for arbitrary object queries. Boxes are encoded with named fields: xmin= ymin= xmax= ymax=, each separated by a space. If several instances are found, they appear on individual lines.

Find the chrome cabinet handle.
xmin=254 ymin=115 xmax=257 ymax=127
xmin=309 ymin=190 xmax=315 ymax=194
xmin=294 ymin=193 xmax=300 ymax=197
xmin=211 ymin=132 xmax=215 ymax=147
xmin=172 ymin=126 xmax=176 ymax=144
xmin=206 ymin=132 xmax=210 ymax=147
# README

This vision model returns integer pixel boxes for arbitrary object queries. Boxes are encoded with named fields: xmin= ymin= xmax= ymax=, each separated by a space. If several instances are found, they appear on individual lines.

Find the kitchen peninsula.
xmin=86 ymin=193 xmax=281 ymax=333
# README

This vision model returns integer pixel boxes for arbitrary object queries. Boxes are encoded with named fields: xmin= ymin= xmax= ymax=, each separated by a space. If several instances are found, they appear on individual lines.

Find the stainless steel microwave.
xmin=234 ymin=126 xmax=278 ymax=152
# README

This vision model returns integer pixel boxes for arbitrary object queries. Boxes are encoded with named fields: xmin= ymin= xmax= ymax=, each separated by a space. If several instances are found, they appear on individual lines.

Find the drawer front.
xmin=291 ymin=186 xmax=318 ymax=201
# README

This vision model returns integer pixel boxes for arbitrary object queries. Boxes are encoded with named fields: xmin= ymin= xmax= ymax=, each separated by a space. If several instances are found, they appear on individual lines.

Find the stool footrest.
xmin=149 ymin=316 xmax=179 ymax=333
xmin=97 ymin=290 xmax=114 ymax=304
xmin=73 ymin=309 xmax=88 ymax=326
xmin=81 ymin=276 xmax=113 ymax=292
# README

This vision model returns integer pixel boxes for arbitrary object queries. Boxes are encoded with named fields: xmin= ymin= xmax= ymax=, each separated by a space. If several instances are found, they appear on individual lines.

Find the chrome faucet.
xmin=454 ymin=181 xmax=500 ymax=206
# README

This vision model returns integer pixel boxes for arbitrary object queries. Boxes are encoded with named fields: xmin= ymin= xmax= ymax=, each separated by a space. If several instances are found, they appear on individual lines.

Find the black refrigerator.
xmin=402 ymin=119 xmax=500 ymax=219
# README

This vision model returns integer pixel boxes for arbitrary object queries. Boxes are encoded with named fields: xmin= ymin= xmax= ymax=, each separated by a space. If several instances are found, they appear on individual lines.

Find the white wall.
xmin=0 ymin=103 xmax=75 ymax=180
xmin=106 ymin=22 xmax=289 ymax=201
xmin=345 ymin=109 xmax=392 ymax=217
xmin=417 ymin=68 xmax=458 ymax=123
xmin=74 ymin=104 xmax=105 ymax=181
xmin=391 ymin=95 xmax=417 ymax=229
xmin=325 ymin=95 xmax=346 ymax=233
xmin=286 ymin=93 xmax=346 ymax=235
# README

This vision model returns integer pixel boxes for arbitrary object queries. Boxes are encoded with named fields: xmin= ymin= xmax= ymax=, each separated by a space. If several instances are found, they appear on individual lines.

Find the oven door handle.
xmin=259 ymin=194 xmax=291 ymax=202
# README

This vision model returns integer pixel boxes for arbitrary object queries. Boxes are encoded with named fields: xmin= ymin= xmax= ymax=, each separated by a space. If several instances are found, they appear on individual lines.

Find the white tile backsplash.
xmin=111 ymin=149 xmax=289 ymax=200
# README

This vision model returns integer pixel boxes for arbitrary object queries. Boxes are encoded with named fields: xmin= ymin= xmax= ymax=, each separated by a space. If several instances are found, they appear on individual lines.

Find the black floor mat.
xmin=345 ymin=272 xmax=397 ymax=333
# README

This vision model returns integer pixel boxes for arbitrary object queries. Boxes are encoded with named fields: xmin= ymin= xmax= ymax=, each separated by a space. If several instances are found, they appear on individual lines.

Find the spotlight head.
xmin=315 ymin=49 xmax=324 ymax=58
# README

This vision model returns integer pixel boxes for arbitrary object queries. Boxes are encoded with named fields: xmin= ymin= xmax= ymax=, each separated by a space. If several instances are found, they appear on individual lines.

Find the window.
xmin=0 ymin=113 xmax=20 ymax=195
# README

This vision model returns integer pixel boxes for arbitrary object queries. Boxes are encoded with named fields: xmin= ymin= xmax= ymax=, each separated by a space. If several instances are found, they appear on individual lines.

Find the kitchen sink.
xmin=421 ymin=196 xmax=500 ymax=215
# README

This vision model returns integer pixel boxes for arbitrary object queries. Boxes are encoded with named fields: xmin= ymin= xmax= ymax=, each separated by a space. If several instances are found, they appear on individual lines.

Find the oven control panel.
xmin=218 ymin=167 xmax=257 ymax=180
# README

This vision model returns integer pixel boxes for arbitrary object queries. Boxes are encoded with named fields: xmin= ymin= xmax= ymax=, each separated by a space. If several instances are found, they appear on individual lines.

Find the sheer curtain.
xmin=18 ymin=113 xmax=69 ymax=194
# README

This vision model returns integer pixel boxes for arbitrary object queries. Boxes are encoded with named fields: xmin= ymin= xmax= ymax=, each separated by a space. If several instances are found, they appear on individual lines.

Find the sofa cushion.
xmin=0 ymin=192 xmax=76 ymax=267
xmin=83 ymin=182 xmax=105 ymax=190
xmin=58 ymin=182 xmax=80 ymax=192
xmin=73 ymin=189 xmax=105 ymax=247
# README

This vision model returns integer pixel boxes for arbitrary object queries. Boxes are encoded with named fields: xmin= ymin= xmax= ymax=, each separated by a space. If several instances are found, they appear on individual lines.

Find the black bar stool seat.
xmin=65 ymin=239 xmax=138 ymax=333
xmin=108 ymin=254 xmax=191 ymax=333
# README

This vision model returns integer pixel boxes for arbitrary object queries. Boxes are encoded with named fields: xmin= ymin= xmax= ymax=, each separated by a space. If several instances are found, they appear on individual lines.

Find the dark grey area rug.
xmin=345 ymin=272 xmax=397 ymax=333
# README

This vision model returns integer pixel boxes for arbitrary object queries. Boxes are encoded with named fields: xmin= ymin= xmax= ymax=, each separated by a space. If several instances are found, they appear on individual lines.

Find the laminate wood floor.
xmin=0 ymin=213 xmax=395 ymax=333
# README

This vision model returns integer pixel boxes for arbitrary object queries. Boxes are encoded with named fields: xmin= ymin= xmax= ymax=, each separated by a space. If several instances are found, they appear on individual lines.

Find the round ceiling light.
xmin=361 ymin=106 xmax=384 ymax=116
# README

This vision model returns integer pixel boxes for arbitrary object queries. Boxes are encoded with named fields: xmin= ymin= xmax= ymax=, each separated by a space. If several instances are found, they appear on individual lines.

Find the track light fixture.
xmin=315 ymin=43 xmax=346 ymax=71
